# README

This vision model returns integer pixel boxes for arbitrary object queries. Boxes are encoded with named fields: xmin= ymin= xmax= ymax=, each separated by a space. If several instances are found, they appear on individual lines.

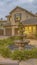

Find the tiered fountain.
xmin=14 ymin=22 xmax=30 ymax=50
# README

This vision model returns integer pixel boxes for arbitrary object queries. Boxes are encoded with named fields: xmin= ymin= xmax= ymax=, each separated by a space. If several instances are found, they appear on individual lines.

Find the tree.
xmin=18 ymin=22 xmax=24 ymax=41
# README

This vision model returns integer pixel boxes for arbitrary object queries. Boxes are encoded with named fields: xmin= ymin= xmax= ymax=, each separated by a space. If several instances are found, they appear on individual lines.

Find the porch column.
xmin=12 ymin=26 xmax=15 ymax=36
xmin=4 ymin=28 xmax=6 ymax=36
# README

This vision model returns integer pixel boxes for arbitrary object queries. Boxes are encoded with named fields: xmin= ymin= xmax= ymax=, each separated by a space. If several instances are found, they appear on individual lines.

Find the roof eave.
xmin=9 ymin=6 xmax=35 ymax=16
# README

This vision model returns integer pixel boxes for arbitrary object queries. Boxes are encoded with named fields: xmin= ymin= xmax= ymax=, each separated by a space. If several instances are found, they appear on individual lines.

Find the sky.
xmin=0 ymin=0 xmax=37 ymax=19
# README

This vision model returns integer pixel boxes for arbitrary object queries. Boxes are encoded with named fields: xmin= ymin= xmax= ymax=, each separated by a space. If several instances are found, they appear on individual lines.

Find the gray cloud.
xmin=0 ymin=0 xmax=37 ymax=19
xmin=33 ymin=0 xmax=37 ymax=5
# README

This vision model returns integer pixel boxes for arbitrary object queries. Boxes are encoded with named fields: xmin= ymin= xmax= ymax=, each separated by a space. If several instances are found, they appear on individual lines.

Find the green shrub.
xmin=11 ymin=49 xmax=37 ymax=60
xmin=1 ymin=48 xmax=12 ymax=58
xmin=11 ymin=50 xmax=25 ymax=60
xmin=0 ymin=37 xmax=15 ymax=58
xmin=0 ymin=37 xmax=15 ymax=47
xmin=15 ymin=36 xmax=21 ymax=40
xmin=0 ymin=37 xmax=37 ymax=60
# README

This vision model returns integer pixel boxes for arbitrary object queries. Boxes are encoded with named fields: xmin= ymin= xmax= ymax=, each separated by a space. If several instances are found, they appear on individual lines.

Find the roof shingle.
xmin=22 ymin=18 xmax=37 ymax=25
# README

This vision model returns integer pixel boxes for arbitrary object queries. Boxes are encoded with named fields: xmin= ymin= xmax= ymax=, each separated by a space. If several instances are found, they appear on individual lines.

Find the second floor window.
xmin=14 ymin=13 xmax=21 ymax=22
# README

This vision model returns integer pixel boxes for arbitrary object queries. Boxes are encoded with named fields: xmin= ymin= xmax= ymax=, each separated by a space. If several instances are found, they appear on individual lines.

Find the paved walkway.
xmin=29 ymin=39 xmax=37 ymax=47
xmin=19 ymin=59 xmax=37 ymax=65
xmin=0 ymin=56 xmax=37 ymax=65
xmin=0 ymin=56 xmax=19 ymax=65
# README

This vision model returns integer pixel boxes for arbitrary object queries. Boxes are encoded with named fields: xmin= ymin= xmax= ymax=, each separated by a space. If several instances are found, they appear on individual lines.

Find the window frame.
xmin=14 ymin=13 xmax=21 ymax=22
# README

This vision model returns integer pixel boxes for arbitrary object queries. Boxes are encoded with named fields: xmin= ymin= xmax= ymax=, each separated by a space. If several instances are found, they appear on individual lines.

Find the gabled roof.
xmin=9 ymin=6 xmax=35 ymax=16
xmin=22 ymin=18 xmax=37 ymax=25
xmin=6 ymin=15 xmax=11 ymax=18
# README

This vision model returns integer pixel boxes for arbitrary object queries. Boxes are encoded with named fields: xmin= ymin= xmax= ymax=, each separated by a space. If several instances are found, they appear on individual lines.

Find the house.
xmin=0 ymin=6 xmax=37 ymax=38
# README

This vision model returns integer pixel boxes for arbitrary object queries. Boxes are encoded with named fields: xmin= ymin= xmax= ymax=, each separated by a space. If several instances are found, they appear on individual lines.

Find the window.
xmin=33 ymin=26 xmax=36 ymax=34
xmin=24 ymin=27 xmax=29 ymax=34
xmin=14 ymin=13 xmax=21 ymax=22
xmin=29 ymin=26 xmax=32 ymax=33
xmin=24 ymin=26 xmax=32 ymax=34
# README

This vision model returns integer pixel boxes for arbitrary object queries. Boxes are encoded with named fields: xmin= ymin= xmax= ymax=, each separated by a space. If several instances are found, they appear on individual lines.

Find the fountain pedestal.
xmin=14 ymin=35 xmax=30 ymax=50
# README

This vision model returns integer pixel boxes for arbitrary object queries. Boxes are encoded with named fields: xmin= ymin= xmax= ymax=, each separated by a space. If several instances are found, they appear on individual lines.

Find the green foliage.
xmin=0 ymin=37 xmax=14 ymax=58
xmin=11 ymin=50 xmax=25 ymax=60
xmin=15 ymin=36 xmax=22 ymax=40
xmin=18 ymin=22 xmax=23 ymax=33
xmin=0 ymin=37 xmax=15 ymax=47
xmin=11 ymin=49 xmax=37 ymax=60
xmin=0 ymin=48 xmax=12 ymax=58
xmin=0 ymin=36 xmax=37 ymax=60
